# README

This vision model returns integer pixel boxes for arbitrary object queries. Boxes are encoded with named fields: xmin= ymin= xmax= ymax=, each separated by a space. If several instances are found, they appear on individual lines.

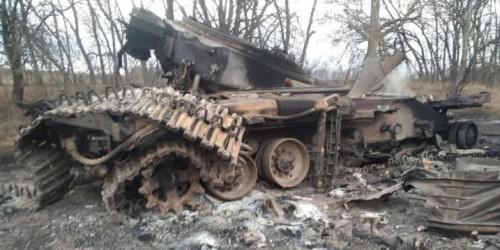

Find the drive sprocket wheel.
xmin=138 ymin=155 xmax=204 ymax=217
xmin=101 ymin=140 xmax=206 ymax=217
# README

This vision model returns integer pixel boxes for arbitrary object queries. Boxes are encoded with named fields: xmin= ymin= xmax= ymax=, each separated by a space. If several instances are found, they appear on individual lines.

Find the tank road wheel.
xmin=138 ymin=155 xmax=205 ymax=218
xmin=448 ymin=122 xmax=478 ymax=149
xmin=457 ymin=122 xmax=478 ymax=149
xmin=259 ymin=138 xmax=310 ymax=188
xmin=19 ymin=143 xmax=73 ymax=208
xmin=205 ymin=155 xmax=258 ymax=201
xmin=255 ymin=141 xmax=272 ymax=179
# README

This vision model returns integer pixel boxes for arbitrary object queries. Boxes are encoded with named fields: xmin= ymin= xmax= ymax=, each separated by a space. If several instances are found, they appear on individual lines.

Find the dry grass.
xmin=0 ymin=101 xmax=28 ymax=150
xmin=0 ymin=84 xmax=107 ymax=102
xmin=408 ymin=81 xmax=500 ymax=118
xmin=0 ymin=84 xmax=107 ymax=150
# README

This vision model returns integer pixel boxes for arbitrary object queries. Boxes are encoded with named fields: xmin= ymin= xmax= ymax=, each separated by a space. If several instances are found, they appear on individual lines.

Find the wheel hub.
xmin=273 ymin=149 xmax=296 ymax=174
xmin=448 ymin=122 xmax=478 ymax=149
xmin=102 ymin=141 xmax=206 ymax=218
xmin=139 ymin=156 xmax=204 ymax=217
xmin=258 ymin=138 xmax=310 ymax=188
xmin=204 ymin=155 xmax=258 ymax=200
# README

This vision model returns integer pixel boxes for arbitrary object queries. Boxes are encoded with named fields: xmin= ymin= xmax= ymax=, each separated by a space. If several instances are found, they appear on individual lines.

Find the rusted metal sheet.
xmin=402 ymin=163 xmax=500 ymax=233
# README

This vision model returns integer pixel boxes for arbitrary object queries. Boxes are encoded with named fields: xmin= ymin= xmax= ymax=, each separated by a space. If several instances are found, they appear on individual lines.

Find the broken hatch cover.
xmin=402 ymin=159 xmax=500 ymax=233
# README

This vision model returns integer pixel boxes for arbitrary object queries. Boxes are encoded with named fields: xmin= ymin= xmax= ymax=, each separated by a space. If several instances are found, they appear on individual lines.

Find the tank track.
xmin=102 ymin=140 xmax=206 ymax=214
xmin=15 ymin=86 xmax=246 ymax=210
xmin=16 ymin=86 xmax=246 ymax=166
xmin=17 ymin=142 xmax=73 ymax=209
xmin=0 ymin=182 xmax=36 ymax=200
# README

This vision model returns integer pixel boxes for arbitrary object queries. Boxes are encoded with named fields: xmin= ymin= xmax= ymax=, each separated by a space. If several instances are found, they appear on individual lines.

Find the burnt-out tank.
xmin=16 ymin=8 xmax=490 ymax=216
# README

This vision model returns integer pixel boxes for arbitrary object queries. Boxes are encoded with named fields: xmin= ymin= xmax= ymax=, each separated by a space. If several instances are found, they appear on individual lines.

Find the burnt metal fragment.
xmin=403 ymin=158 xmax=500 ymax=233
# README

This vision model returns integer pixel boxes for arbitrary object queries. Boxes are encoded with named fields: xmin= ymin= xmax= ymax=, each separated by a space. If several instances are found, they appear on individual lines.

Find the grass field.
xmin=0 ymin=84 xmax=96 ymax=149
xmin=0 ymin=101 xmax=27 ymax=149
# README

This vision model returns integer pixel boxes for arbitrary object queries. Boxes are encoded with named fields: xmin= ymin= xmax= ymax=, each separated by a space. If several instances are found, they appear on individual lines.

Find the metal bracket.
xmin=51 ymin=114 xmax=134 ymax=141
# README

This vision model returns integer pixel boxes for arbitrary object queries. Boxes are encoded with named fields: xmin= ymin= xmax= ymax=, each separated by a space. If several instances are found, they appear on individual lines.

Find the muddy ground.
xmin=0 ymin=117 xmax=499 ymax=250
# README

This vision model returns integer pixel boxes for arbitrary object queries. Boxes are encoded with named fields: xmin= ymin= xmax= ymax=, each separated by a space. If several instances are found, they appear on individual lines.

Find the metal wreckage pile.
xmin=8 ymin=8 xmax=500 ymax=235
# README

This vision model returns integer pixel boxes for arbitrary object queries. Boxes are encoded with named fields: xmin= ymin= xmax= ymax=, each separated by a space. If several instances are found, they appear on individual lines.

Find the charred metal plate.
xmin=125 ymin=9 xmax=312 ymax=92
xmin=427 ymin=92 xmax=491 ymax=111
xmin=403 ymin=165 xmax=500 ymax=233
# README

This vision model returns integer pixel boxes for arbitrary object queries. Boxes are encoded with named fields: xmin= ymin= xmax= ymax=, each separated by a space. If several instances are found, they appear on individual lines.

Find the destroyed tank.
xmin=16 ymin=8 xmax=490 ymax=216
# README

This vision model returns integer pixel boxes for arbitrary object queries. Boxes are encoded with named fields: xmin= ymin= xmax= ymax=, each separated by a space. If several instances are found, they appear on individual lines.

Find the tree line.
xmin=1 ymin=0 xmax=131 ymax=101
xmin=0 ymin=0 xmax=321 ymax=101
xmin=0 ymin=0 xmax=499 ymax=101
xmin=332 ymin=0 xmax=500 ymax=95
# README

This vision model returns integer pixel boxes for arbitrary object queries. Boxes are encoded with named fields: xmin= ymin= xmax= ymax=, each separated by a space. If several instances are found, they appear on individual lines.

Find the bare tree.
xmin=273 ymin=0 xmax=291 ymax=52
xmin=2 ymin=0 xmax=499 ymax=102
xmin=60 ymin=0 xmax=97 ymax=86
xmin=367 ymin=0 xmax=380 ymax=57
xmin=163 ymin=0 xmax=174 ymax=20
xmin=96 ymin=0 xmax=128 ymax=87
xmin=335 ymin=0 xmax=420 ymax=58
xmin=1 ymin=0 xmax=26 ymax=100
xmin=183 ymin=0 xmax=276 ymax=45
xmin=451 ymin=0 xmax=487 ymax=95
xmin=299 ymin=0 xmax=318 ymax=64
xmin=87 ymin=0 xmax=106 ymax=85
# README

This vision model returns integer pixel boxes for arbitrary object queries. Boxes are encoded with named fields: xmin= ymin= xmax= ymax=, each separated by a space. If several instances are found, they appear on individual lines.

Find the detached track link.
xmin=20 ymin=144 xmax=73 ymax=209
xmin=102 ymin=140 xmax=205 ymax=214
